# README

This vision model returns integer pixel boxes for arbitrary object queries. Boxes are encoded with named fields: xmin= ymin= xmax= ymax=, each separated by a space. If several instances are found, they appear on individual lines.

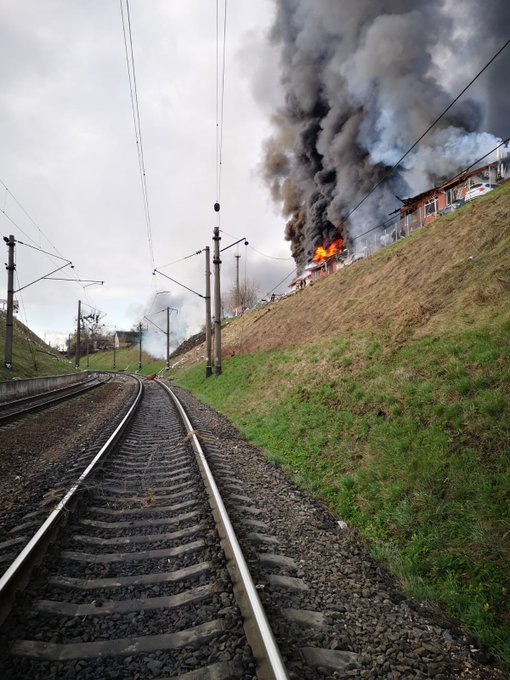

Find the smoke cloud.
xmin=139 ymin=290 xmax=198 ymax=360
xmin=262 ymin=0 xmax=509 ymax=267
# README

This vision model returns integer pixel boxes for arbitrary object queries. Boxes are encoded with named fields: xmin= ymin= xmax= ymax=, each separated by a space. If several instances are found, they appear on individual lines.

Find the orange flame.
xmin=312 ymin=238 xmax=343 ymax=263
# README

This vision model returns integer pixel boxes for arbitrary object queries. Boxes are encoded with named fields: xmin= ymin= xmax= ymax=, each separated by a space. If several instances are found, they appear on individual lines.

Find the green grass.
xmin=0 ymin=312 xmax=77 ymax=381
xmin=80 ymin=346 xmax=166 ymax=376
xmin=174 ymin=319 xmax=510 ymax=665
xmin=0 ymin=312 xmax=164 ymax=380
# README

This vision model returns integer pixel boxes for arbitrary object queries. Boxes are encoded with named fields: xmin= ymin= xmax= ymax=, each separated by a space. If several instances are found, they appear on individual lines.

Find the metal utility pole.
xmin=113 ymin=333 xmax=116 ymax=370
xmin=213 ymin=226 xmax=222 ymax=376
xmin=138 ymin=322 xmax=142 ymax=370
xmin=75 ymin=300 xmax=81 ymax=369
xmin=3 ymin=235 xmax=15 ymax=369
xmin=235 ymin=253 xmax=241 ymax=313
xmin=205 ymin=246 xmax=212 ymax=377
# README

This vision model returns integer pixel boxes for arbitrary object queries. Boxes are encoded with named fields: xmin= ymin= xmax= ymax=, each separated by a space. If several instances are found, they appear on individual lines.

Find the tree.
xmin=224 ymin=278 xmax=259 ymax=316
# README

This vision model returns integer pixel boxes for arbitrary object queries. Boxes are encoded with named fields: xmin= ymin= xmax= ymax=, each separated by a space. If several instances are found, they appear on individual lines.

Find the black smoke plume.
xmin=263 ymin=0 xmax=509 ymax=268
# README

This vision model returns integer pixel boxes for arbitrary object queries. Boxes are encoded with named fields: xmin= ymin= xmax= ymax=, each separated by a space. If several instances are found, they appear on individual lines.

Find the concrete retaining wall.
xmin=0 ymin=372 xmax=90 ymax=403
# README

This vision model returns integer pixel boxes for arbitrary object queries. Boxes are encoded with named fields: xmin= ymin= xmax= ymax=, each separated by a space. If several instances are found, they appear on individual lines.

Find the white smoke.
xmin=141 ymin=290 xmax=202 ymax=359
xmin=261 ymin=0 xmax=508 ymax=266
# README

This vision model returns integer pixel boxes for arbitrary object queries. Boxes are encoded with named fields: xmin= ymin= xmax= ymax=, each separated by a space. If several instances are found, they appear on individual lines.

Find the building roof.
xmin=401 ymin=161 xmax=497 ymax=209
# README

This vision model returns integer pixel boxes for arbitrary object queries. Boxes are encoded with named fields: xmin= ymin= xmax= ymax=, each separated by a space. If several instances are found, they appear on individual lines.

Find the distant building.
xmin=399 ymin=158 xmax=508 ymax=232
xmin=289 ymin=250 xmax=366 ymax=290
xmin=116 ymin=330 xmax=140 ymax=348
xmin=288 ymin=156 xmax=508 ymax=292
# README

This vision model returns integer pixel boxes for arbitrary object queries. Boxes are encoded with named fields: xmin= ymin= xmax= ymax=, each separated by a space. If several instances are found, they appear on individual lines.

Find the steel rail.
xmin=157 ymin=379 xmax=289 ymax=680
xmin=0 ymin=375 xmax=143 ymax=625
xmin=0 ymin=376 xmax=110 ymax=424
xmin=0 ymin=376 xmax=96 ymax=409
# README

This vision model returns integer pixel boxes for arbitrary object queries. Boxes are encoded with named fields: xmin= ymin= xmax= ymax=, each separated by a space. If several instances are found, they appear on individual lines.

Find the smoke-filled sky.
xmin=262 ymin=0 xmax=510 ymax=266
xmin=1 ymin=1 xmax=508 ymax=355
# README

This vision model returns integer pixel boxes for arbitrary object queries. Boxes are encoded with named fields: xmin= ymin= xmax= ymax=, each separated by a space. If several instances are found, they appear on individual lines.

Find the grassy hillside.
xmin=83 ymin=346 xmax=165 ymax=375
xmin=0 ymin=313 xmax=77 ymax=381
xmin=174 ymin=183 xmax=510 ymax=665
xmin=0 ymin=313 xmax=165 ymax=381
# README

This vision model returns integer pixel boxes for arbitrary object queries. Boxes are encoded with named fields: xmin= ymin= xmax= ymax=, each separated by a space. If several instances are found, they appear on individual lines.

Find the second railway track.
xmin=0 ymin=378 xmax=287 ymax=679
xmin=0 ymin=374 xmax=110 ymax=425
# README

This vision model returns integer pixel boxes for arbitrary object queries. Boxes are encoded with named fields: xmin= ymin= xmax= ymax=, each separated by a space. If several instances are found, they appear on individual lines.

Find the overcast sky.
xmin=0 ymin=0 xmax=291 ymax=353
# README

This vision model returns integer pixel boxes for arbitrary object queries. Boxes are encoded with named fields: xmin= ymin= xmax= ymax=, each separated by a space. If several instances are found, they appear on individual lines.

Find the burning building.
xmin=399 ymin=157 xmax=509 ymax=231
xmin=261 ymin=1 xmax=510 ymax=271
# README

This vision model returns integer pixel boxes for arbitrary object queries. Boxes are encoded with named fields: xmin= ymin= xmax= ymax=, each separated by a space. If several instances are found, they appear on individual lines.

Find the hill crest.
xmin=214 ymin=184 xmax=509 ymax=360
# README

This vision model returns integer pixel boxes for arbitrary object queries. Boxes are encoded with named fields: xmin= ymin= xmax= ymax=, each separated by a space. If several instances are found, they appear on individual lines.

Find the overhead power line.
xmin=264 ymin=267 xmax=297 ymax=298
xmin=120 ymin=0 xmax=155 ymax=270
xmin=0 ymin=179 xmax=62 ymax=256
xmin=0 ymin=180 xmax=98 ymax=302
xmin=350 ymin=136 xmax=509 ymax=244
xmin=215 ymin=0 xmax=228 ymax=213
xmin=344 ymin=37 xmax=510 ymax=224
xmin=248 ymin=244 xmax=293 ymax=261
xmin=447 ymin=135 xmax=509 ymax=181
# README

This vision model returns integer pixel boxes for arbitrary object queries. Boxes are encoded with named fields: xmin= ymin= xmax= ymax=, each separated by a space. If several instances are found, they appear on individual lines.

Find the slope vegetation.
xmin=0 ymin=314 xmax=77 ymax=381
xmin=221 ymin=184 xmax=509 ymax=356
xmin=174 ymin=183 xmax=510 ymax=664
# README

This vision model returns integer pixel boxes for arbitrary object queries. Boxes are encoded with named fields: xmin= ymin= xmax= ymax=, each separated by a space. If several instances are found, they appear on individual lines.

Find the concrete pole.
xmin=138 ymin=322 xmax=142 ymax=370
xmin=205 ymin=246 xmax=212 ymax=377
xmin=213 ymin=227 xmax=222 ymax=376
xmin=235 ymin=253 xmax=241 ymax=314
xmin=75 ymin=299 xmax=81 ymax=369
xmin=3 ymin=235 xmax=15 ymax=369
xmin=166 ymin=307 xmax=170 ymax=370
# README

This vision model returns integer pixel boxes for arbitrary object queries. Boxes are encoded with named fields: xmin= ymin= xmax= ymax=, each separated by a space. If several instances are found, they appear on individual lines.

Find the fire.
xmin=312 ymin=238 xmax=343 ymax=262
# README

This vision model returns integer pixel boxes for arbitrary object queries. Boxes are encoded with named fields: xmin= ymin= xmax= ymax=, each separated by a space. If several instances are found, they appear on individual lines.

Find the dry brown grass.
xmin=175 ymin=184 xmax=510 ymax=364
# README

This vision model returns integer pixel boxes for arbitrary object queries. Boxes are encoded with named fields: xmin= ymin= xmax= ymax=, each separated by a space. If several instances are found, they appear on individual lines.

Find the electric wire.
xmin=120 ymin=0 xmax=155 ymax=271
xmin=0 ymin=178 xmax=62 ymax=256
xmin=14 ymin=271 xmax=38 ymax=369
xmin=215 ymin=0 xmax=228 ymax=217
xmin=15 ymin=240 xmax=72 ymax=263
xmin=264 ymin=267 xmax=297 ymax=298
xmin=0 ymin=180 xmax=98 ymax=300
xmin=1 ymin=209 xmax=39 ymax=246
xmin=157 ymin=249 xmax=204 ymax=270
xmin=343 ymin=37 xmax=510 ymax=225
xmin=350 ymin=136 xmax=510 ymax=246
xmin=248 ymin=244 xmax=293 ymax=261
xmin=219 ymin=228 xmax=292 ymax=261
xmin=445 ymin=136 xmax=509 ymax=183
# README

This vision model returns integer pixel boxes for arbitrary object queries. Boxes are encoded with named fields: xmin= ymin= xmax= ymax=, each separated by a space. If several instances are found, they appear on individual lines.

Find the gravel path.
xmin=0 ymin=377 xmax=137 ymax=538
xmin=172 ymin=384 xmax=505 ymax=680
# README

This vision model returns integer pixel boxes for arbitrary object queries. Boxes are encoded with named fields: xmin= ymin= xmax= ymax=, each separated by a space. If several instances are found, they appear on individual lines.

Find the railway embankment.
xmin=173 ymin=182 xmax=510 ymax=666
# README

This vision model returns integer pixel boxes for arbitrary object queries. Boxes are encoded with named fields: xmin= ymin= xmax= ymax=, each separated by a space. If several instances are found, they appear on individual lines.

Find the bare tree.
xmin=224 ymin=279 xmax=259 ymax=316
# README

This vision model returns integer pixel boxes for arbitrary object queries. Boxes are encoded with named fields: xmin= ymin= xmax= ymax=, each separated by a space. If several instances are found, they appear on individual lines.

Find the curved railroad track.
xmin=0 ymin=374 xmax=110 ymax=425
xmin=0 ymin=377 xmax=503 ymax=679
xmin=0 ymin=377 xmax=289 ymax=679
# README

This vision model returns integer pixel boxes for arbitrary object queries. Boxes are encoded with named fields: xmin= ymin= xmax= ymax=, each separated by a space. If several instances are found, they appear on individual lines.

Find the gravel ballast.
xmin=0 ymin=377 xmax=137 ymax=542
xmin=172 ymin=384 xmax=505 ymax=679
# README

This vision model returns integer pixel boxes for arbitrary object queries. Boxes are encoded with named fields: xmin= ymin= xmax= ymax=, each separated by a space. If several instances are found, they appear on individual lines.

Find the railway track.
xmin=0 ymin=378 xmax=290 ymax=679
xmin=0 ymin=374 xmax=110 ymax=425
xmin=0 ymin=376 xmax=502 ymax=679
